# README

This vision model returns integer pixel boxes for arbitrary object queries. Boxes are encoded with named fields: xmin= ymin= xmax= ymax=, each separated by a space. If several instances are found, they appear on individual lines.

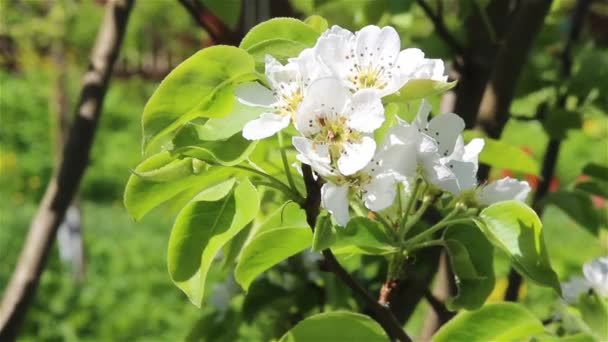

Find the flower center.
xmin=274 ymin=87 xmax=303 ymax=120
xmin=348 ymin=63 xmax=390 ymax=91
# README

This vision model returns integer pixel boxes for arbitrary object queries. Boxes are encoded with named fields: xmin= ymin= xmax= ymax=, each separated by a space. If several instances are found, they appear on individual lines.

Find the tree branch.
xmin=300 ymin=165 xmax=412 ymax=342
xmin=504 ymin=0 xmax=592 ymax=302
xmin=0 ymin=0 xmax=134 ymax=339
xmin=415 ymin=0 xmax=465 ymax=59
xmin=177 ymin=0 xmax=239 ymax=45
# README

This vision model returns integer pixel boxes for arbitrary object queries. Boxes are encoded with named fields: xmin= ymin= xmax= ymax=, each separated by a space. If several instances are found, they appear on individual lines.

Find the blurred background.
xmin=0 ymin=0 xmax=606 ymax=340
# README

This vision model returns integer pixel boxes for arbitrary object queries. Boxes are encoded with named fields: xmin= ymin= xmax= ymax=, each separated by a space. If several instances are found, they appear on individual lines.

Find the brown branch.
xmin=0 ymin=0 xmax=134 ymax=339
xmin=176 ymin=0 xmax=239 ymax=45
xmin=300 ymin=165 xmax=412 ymax=342
xmin=504 ymin=0 xmax=592 ymax=302
xmin=415 ymin=0 xmax=465 ymax=59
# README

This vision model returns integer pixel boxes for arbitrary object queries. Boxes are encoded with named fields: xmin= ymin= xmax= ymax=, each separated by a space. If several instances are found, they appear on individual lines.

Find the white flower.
xmin=560 ymin=257 xmax=608 ymax=304
xmin=237 ymin=49 xmax=326 ymax=140
xmin=583 ymin=257 xmax=608 ymax=298
xmin=315 ymin=25 xmax=446 ymax=97
xmin=476 ymin=177 xmax=531 ymax=205
xmin=294 ymin=77 xmax=384 ymax=176
xmin=320 ymin=146 xmax=400 ymax=226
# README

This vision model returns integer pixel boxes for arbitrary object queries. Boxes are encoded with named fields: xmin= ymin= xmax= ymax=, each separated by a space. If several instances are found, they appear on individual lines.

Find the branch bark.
xmin=177 ymin=0 xmax=240 ymax=45
xmin=300 ymin=165 xmax=412 ymax=342
xmin=0 ymin=0 xmax=134 ymax=339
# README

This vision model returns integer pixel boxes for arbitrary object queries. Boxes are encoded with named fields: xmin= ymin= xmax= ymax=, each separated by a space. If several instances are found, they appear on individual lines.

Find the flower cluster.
xmin=237 ymin=25 xmax=531 ymax=226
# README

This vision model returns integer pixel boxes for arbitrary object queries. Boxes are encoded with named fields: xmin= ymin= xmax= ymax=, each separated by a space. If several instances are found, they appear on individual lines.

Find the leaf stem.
xmin=277 ymin=131 xmax=298 ymax=193
xmin=398 ymin=178 xmax=422 ymax=238
xmin=231 ymin=164 xmax=303 ymax=204
xmin=405 ymin=209 xmax=470 ymax=248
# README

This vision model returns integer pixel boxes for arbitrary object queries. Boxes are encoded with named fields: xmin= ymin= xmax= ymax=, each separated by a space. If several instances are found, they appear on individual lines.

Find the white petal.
xmin=321 ymin=182 xmax=350 ymax=226
xmin=445 ymin=160 xmax=478 ymax=193
xmin=355 ymin=26 xmax=400 ymax=67
xmin=337 ymin=136 xmax=376 ymax=176
xmin=265 ymin=54 xmax=299 ymax=87
xmin=477 ymin=177 xmax=531 ymax=205
xmin=363 ymin=175 xmax=396 ymax=212
xmin=234 ymin=82 xmax=276 ymax=107
xmin=420 ymin=153 xmax=459 ymax=194
xmin=242 ymin=113 xmax=290 ymax=140
xmin=296 ymin=77 xmax=350 ymax=136
xmin=391 ymin=48 xmax=425 ymax=91
xmin=315 ymin=29 xmax=353 ymax=80
xmin=378 ymin=139 xmax=418 ymax=181
xmin=348 ymin=89 xmax=385 ymax=133
xmin=561 ymin=276 xmax=591 ymax=303
xmin=463 ymin=138 xmax=485 ymax=164
xmin=413 ymin=99 xmax=432 ymax=129
xmin=583 ymin=257 xmax=608 ymax=298
xmin=292 ymin=136 xmax=333 ymax=177
xmin=292 ymin=47 xmax=327 ymax=82
xmin=412 ymin=58 xmax=447 ymax=81
xmin=427 ymin=113 xmax=465 ymax=158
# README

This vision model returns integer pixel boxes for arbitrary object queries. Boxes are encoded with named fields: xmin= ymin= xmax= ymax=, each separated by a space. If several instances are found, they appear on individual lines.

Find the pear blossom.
xmin=315 ymin=25 xmax=447 ymax=97
xmin=561 ymin=257 xmax=608 ymax=303
xmin=237 ymin=49 xmax=326 ymax=140
xmin=294 ymin=77 xmax=384 ymax=176
xmin=476 ymin=177 xmax=531 ymax=205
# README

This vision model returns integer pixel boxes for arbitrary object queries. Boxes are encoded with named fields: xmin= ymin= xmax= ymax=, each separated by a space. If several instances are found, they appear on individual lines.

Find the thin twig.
xmin=415 ymin=0 xmax=465 ymax=57
xmin=176 ymin=0 xmax=238 ymax=45
xmin=300 ymin=165 xmax=412 ymax=341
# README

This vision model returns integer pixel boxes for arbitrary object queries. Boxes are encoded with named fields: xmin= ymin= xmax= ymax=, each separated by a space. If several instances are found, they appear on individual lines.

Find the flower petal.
xmin=242 ymin=113 xmax=290 ymax=140
xmin=338 ymin=136 xmax=376 ymax=176
xmin=412 ymin=58 xmax=447 ymax=81
xmin=413 ymin=98 xmax=432 ymax=129
xmin=445 ymin=159 xmax=478 ymax=193
xmin=427 ymin=113 xmax=465 ymax=157
xmin=583 ymin=257 xmax=608 ymax=298
xmin=420 ymin=153 xmax=459 ymax=193
xmin=321 ymin=182 xmax=350 ymax=226
xmin=348 ymin=89 xmax=385 ymax=133
xmin=363 ymin=175 xmax=396 ymax=212
xmin=292 ymin=136 xmax=334 ymax=177
xmin=234 ymin=82 xmax=276 ymax=107
xmin=355 ymin=25 xmax=400 ymax=67
xmin=315 ymin=27 xmax=353 ymax=80
xmin=296 ymin=77 xmax=350 ymax=137
xmin=477 ymin=177 xmax=531 ymax=205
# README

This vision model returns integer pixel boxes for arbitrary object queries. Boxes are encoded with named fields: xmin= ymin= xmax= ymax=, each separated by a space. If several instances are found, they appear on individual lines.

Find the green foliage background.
xmin=1 ymin=0 xmax=606 ymax=340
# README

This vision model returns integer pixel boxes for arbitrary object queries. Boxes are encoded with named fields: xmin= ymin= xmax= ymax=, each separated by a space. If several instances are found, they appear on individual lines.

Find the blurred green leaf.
xmin=579 ymin=292 xmax=608 ymax=341
xmin=124 ymin=152 xmax=238 ymax=220
xmin=583 ymin=163 xmax=608 ymax=182
xmin=544 ymin=191 xmax=601 ymax=235
xmin=532 ymin=333 xmax=596 ymax=342
xmin=312 ymin=213 xmax=335 ymax=252
xmin=279 ymin=311 xmax=388 ymax=342
xmin=384 ymin=80 xmax=457 ymax=103
xmin=542 ymin=109 xmax=582 ymax=139
xmin=464 ymin=130 xmax=540 ymax=175
xmin=331 ymin=217 xmax=398 ymax=255
xmin=304 ymin=15 xmax=329 ymax=32
xmin=444 ymin=224 xmax=495 ymax=310
xmin=476 ymin=201 xmax=560 ymax=293
xmin=575 ymin=180 xmax=608 ymax=199
xmin=168 ymin=179 xmax=259 ymax=307
xmin=202 ymin=0 xmax=241 ymax=29
xmin=142 ymin=46 xmax=256 ymax=153
xmin=172 ymin=129 xmax=257 ymax=166
xmin=235 ymin=227 xmax=312 ymax=290
xmin=433 ymin=302 xmax=544 ymax=342
xmin=186 ymin=101 xmax=265 ymax=141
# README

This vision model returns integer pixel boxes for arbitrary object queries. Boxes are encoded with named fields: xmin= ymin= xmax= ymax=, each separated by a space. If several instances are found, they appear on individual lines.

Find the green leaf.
xmin=279 ymin=311 xmax=389 ymax=342
xmin=544 ymin=191 xmax=601 ymax=235
xmin=168 ymin=179 xmax=259 ymax=306
xmin=542 ymin=109 xmax=582 ymax=139
xmin=124 ymin=152 xmax=238 ymax=220
xmin=239 ymin=18 xmax=320 ymax=71
xmin=255 ymin=201 xmax=308 ymax=235
xmin=433 ymin=303 xmax=544 ymax=342
xmin=444 ymin=224 xmax=495 ymax=310
xmin=235 ymin=227 xmax=312 ymax=290
xmin=575 ymin=180 xmax=608 ymax=199
xmin=172 ymin=129 xmax=257 ymax=166
xmin=304 ymin=15 xmax=328 ymax=32
xmin=239 ymin=18 xmax=319 ymax=50
xmin=583 ymin=163 xmax=608 ymax=182
xmin=532 ymin=333 xmax=596 ymax=342
xmin=476 ymin=201 xmax=560 ymax=293
xmin=579 ymin=292 xmax=608 ymax=341
xmin=384 ymin=80 xmax=457 ymax=103
xmin=185 ymin=101 xmax=265 ymax=141
xmin=142 ymin=46 xmax=255 ymax=152
xmin=201 ymin=0 xmax=241 ymax=29
xmin=464 ymin=130 xmax=540 ymax=175
xmin=312 ymin=213 xmax=335 ymax=252
xmin=331 ymin=217 xmax=398 ymax=255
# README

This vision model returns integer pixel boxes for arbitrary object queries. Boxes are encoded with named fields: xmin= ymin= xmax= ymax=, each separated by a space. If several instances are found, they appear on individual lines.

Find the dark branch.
xmin=423 ymin=288 xmax=453 ymax=323
xmin=416 ymin=0 xmax=465 ymax=58
xmin=300 ymin=165 xmax=412 ymax=342
xmin=176 ymin=0 xmax=238 ymax=45
xmin=504 ymin=0 xmax=592 ymax=302
xmin=0 ymin=0 xmax=134 ymax=339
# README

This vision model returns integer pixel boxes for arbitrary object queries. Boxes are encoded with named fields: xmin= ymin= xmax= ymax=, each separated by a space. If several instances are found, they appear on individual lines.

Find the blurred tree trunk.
xmin=0 ymin=0 xmax=134 ymax=339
